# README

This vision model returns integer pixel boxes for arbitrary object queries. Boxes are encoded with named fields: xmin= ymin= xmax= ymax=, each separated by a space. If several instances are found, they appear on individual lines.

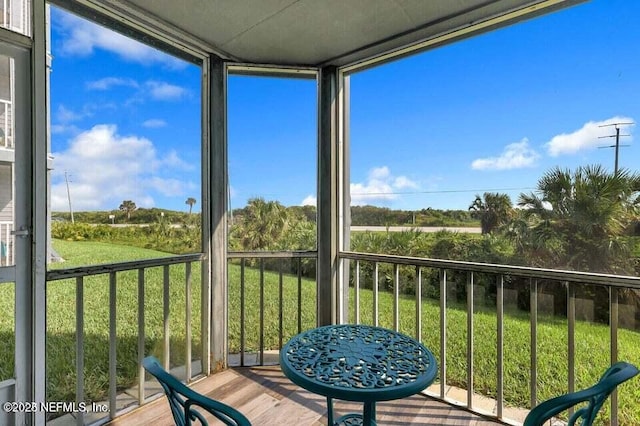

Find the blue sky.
xmin=50 ymin=0 xmax=638 ymax=213
xmin=49 ymin=7 xmax=202 ymax=213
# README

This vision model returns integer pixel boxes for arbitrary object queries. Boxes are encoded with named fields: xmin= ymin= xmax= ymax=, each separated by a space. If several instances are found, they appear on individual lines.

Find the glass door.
xmin=0 ymin=38 xmax=31 ymax=426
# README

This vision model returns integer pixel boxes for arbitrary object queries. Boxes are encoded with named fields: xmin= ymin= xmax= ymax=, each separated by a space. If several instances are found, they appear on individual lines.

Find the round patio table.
xmin=280 ymin=324 xmax=437 ymax=426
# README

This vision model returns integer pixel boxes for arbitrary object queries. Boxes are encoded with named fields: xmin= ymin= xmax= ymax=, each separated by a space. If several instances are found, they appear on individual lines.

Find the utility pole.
xmin=64 ymin=170 xmax=75 ymax=224
xmin=598 ymin=122 xmax=633 ymax=174
xmin=228 ymin=183 xmax=233 ymax=226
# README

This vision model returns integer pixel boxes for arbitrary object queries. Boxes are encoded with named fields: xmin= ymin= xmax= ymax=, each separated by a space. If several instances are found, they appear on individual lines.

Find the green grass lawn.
xmin=45 ymin=240 xmax=201 ymax=403
xmin=0 ymin=239 xmax=637 ymax=424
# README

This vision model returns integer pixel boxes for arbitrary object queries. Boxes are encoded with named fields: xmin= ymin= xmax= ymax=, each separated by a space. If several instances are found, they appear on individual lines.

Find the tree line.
xmin=53 ymin=165 xmax=640 ymax=277
xmin=230 ymin=165 xmax=640 ymax=275
xmin=468 ymin=165 xmax=640 ymax=276
xmin=51 ymin=165 xmax=640 ymax=324
xmin=228 ymin=165 xmax=640 ymax=322
xmin=53 ymin=197 xmax=199 ymax=224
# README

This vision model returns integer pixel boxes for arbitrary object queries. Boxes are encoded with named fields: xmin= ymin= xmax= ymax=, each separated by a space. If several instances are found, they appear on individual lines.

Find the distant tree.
xmin=237 ymin=198 xmax=289 ymax=250
xmin=468 ymin=192 xmax=513 ymax=234
xmin=119 ymin=200 xmax=137 ymax=221
xmin=288 ymin=205 xmax=317 ymax=223
xmin=185 ymin=197 xmax=197 ymax=214
xmin=512 ymin=165 xmax=640 ymax=323
xmin=515 ymin=165 xmax=640 ymax=274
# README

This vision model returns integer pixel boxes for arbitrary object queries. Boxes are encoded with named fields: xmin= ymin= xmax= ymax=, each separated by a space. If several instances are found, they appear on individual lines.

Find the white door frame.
xmin=0 ymin=36 xmax=33 ymax=426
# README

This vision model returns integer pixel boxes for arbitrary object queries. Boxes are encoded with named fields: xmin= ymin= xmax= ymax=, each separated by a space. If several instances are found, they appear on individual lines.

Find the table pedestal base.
xmin=335 ymin=413 xmax=380 ymax=426
xmin=328 ymin=398 xmax=377 ymax=426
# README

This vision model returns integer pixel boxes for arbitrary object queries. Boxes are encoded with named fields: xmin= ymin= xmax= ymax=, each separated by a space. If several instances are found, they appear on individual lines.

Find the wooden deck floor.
xmin=109 ymin=366 xmax=503 ymax=426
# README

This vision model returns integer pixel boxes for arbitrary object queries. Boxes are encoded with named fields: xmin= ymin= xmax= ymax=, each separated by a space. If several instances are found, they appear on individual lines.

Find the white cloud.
xmin=142 ymin=119 xmax=167 ymax=128
xmin=350 ymin=166 xmax=419 ymax=205
xmin=394 ymin=176 xmax=419 ymax=189
xmin=55 ymin=10 xmax=185 ymax=69
xmin=146 ymin=81 xmax=187 ymax=101
xmin=162 ymin=150 xmax=193 ymax=170
xmin=123 ymin=81 xmax=188 ymax=104
xmin=50 ymin=124 xmax=194 ymax=211
xmin=545 ymin=116 xmax=635 ymax=156
xmin=50 ymin=124 xmax=80 ymax=135
xmin=86 ymin=77 xmax=138 ymax=91
xmin=471 ymin=138 xmax=540 ymax=171
xmin=301 ymin=195 xmax=317 ymax=206
xmin=55 ymin=104 xmax=103 ymax=124
xmin=56 ymin=105 xmax=84 ymax=123
xmin=369 ymin=166 xmax=391 ymax=180
xmin=145 ymin=177 xmax=189 ymax=197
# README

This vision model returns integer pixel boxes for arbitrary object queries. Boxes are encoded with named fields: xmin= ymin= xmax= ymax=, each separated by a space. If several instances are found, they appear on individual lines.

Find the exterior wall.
xmin=0 ymin=163 xmax=12 ymax=222
xmin=0 ymin=0 xmax=30 ymax=265
xmin=0 ymin=56 xmax=11 ymax=149
xmin=0 ymin=0 xmax=30 ymax=35
xmin=0 ymin=163 xmax=11 ymax=265
xmin=0 ymin=43 xmax=14 ymax=264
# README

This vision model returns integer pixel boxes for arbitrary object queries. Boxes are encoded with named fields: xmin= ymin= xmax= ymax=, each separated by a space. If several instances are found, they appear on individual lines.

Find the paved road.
xmin=350 ymin=226 xmax=482 ymax=234
xmin=106 ymin=224 xmax=482 ymax=233
xmin=108 ymin=223 xmax=184 ymax=228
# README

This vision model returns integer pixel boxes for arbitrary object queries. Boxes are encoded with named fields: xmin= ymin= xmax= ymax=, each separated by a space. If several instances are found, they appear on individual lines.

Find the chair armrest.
xmin=183 ymin=393 xmax=251 ymax=426
xmin=524 ymin=362 xmax=639 ymax=426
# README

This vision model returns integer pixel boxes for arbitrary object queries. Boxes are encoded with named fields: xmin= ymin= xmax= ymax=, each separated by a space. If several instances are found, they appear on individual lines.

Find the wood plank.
xmin=250 ymin=389 xmax=324 ymax=425
xmin=107 ymin=367 xmax=504 ymax=426
xmin=110 ymin=397 xmax=173 ymax=426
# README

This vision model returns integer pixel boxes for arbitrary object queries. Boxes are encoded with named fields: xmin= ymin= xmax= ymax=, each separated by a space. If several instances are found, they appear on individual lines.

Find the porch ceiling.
xmin=121 ymin=0 xmax=581 ymax=68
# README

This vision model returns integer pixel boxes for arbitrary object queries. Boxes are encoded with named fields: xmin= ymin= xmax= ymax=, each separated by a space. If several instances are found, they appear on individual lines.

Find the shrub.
xmin=349 ymin=230 xmax=515 ymax=300
xmin=52 ymin=222 xmax=114 ymax=241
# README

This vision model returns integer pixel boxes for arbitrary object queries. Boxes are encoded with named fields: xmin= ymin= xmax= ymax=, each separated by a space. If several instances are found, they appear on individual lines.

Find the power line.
xmin=347 ymin=187 xmax=537 ymax=196
xmin=598 ymin=122 xmax=633 ymax=174
xmin=243 ymin=187 xmax=536 ymax=199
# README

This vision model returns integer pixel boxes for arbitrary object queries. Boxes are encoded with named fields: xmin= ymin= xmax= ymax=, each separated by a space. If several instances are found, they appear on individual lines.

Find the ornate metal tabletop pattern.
xmin=280 ymin=324 xmax=437 ymax=403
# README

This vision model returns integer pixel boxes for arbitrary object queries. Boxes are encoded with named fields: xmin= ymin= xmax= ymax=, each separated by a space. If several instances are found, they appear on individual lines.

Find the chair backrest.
xmin=142 ymin=356 xmax=251 ymax=426
xmin=523 ymin=361 xmax=639 ymax=426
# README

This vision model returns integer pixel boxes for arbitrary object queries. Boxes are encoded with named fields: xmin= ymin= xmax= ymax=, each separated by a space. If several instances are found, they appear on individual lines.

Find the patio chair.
xmin=142 ymin=356 xmax=251 ymax=426
xmin=523 ymin=361 xmax=639 ymax=426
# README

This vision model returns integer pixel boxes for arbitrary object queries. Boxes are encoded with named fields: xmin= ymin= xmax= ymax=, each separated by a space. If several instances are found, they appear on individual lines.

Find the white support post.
xmin=208 ymin=57 xmax=228 ymax=371
xmin=200 ymin=57 xmax=212 ymax=375
xmin=337 ymin=71 xmax=350 ymax=324
xmin=317 ymin=66 xmax=338 ymax=326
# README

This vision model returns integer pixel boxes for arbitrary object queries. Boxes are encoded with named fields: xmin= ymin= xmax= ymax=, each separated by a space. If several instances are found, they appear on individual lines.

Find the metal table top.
xmin=280 ymin=324 xmax=437 ymax=403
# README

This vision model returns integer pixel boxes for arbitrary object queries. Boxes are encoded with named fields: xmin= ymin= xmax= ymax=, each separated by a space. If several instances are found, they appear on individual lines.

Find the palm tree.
xmin=237 ymin=198 xmax=288 ymax=250
xmin=516 ymin=165 xmax=640 ymax=274
xmin=468 ymin=192 xmax=513 ymax=234
xmin=119 ymin=200 xmax=137 ymax=222
xmin=185 ymin=197 xmax=197 ymax=214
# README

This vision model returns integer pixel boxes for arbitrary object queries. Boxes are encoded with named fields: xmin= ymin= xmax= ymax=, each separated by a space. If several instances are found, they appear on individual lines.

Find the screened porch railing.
xmin=339 ymin=251 xmax=640 ymax=425
xmin=227 ymin=251 xmax=317 ymax=367
xmin=43 ymin=248 xmax=639 ymax=425
xmin=46 ymin=254 xmax=203 ymax=425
